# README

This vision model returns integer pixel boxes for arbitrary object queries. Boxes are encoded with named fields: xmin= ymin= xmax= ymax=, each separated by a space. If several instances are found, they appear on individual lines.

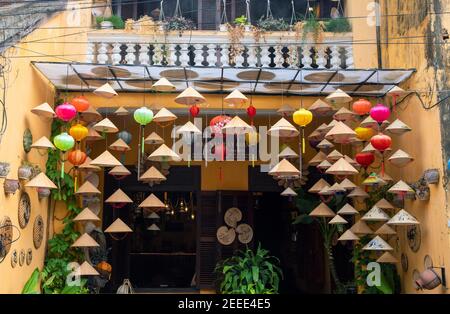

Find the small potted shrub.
xmin=325 ymin=17 xmax=352 ymax=33
xmin=96 ymin=15 xmax=125 ymax=30
xmin=233 ymin=15 xmax=251 ymax=32
xmin=256 ymin=16 xmax=289 ymax=32
xmin=163 ymin=16 xmax=196 ymax=34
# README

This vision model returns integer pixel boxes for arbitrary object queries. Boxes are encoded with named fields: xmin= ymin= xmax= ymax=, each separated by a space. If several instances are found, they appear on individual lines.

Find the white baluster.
xmin=207 ymin=44 xmax=217 ymax=67
xmin=194 ymin=44 xmax=204 ymax=66
xmin=139 ymin=44 xmax=150 ymax=65
xmin=316 ymin=47 xmax=325 ymax=69
xmin=111 ymin=43 xmax=122 ymax=65
xmin=303 ymin=45 xmax=313 ymax=69
xmin=330 ymin=45 xmax=341 ymax=69
xmin=125 ymin=43 xmax=136 ymax=65
xmin=235 ymin=46 xmax=245 ymax=67
xmin=288 ymin=45 xmax=298 ymax=68
xmin=220 ymin=44 xmax=230 ymax=67
xmin=274 ymin=45 xmax=284 ymax=68
xmin=168 ymin=43 xmax=177 ymax=66
xmin=97 ymin=42 xmax=109 ymax=64
xmin=152 ymin=44 xmax=162 ymax=65
xmin=179 ymin=44 xmax=190 ymax=67
xmin=247 ymin=45 xmax=257 ymax=68
xmin=260 ymin=46 xmax=271 ymax=68
xmin=344 ymin=45 xmax=354 ymax=69
xmin=86 ymin=42 xmax=95 ymax=63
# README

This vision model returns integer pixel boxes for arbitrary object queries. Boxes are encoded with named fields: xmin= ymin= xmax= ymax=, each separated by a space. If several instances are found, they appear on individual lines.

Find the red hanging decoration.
xmin=246 ymin=105 xmax=256 ymax=125
xmin=370 ymin=134 xmax=392 ymax=152
xmin=210 ymin=115 xmax=231 ymax=136
xmin=189 ymin=105 xmax=200 ymax=117
xmin=355 ymin=152 xmax=375 ymax=169
xmin=352 ymin=99 xmax=372 ymax=115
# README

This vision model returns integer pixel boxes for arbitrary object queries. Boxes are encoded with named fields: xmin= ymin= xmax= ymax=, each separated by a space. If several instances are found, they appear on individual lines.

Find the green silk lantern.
xmin=134 ymin=107 xmax=153 ymax=178
xmin=53 ymin=132 xmax=75 ymax=178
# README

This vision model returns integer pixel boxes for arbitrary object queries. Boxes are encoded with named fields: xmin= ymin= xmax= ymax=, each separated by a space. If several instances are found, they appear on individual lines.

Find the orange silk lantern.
xmin=72 ymin=96 xmax=90 ymax=112
xmin=352 ymin=99 xmax=372 ymax=116
xmin=69 ymin=123 xmax=88 ymax=142
xmin=68 ymin=149 xmax=87 ymax=192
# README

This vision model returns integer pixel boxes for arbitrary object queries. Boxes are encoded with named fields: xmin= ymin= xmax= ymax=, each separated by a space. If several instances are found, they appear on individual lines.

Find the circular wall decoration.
xmin=19 ymin=249 xmax=25 ymax=266
xmin=33 ymin=215 xmax=44 ymax=249
xmin=26 ymin=249 xmax=32 ymax=265
xmin=406 ymin=224 xmax=421 ymax=253
xmin=401 ymin=253 xmax=408 ymax=272
xmin=224 ymin=207 xmax=242 ymax=228
xmin=23 ymin=129 xmax=33 ymax=153
xmin=216 ymin=226 xmax=236 ymax=246
xmin=424 ymin=255 xmax=433 ymax=269
xmin=10 ymin=249 xmax=17 ymax=268
xmin=236 ymin=223 xmax=253 ymax=244
xmin=412 ymin=269 xmax=420 ymax=289
xmin=0 ymin=216 xmax=13 ymax=263
xmin=18 ymin=192 xmax=31 ymax=229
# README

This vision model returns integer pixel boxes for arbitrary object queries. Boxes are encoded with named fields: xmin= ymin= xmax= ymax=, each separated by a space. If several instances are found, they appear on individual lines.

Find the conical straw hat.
xmin=277 ymin=104 xmax=295 ymax=116
xmin=153 ymin=107 xmax=177 ymax=123
xmin=362 ymin=142 xmax=376 ymax=153
xmin=375 ymin=224 xmax=397 ymax=236
xmin=269 ymin=159 xmax=300 ymax=178
xmin=325 ymin=88 xmax=352 ymax=104
xmin=309 ymin=99 xmax=332 ymax=114
xmin=139 ymin=193 xmax=166 ymax=208
xmin=317 ymin=139 xmax=334 ymax=150
xmin=71 ymin=233 xmax=99 ymax=248
xmin=176 ymin=121 xmax=201 ymax=134
xmin=333 ymin=107 xmax=354 ymax=121
xmin=362 ymin=173 xmax=387 ymax=186
xmin=379 ymin=171 xmax=394 ymax=183
xmin=108 ymin=165 xmax=131 ymax=176
xmin=222 ymin=116 xmax=253 ymax=134
xmin=175 ymin=87 xmax=206 ymax=105
xmin=318 ymin=185 xmax=334 ymax=196
xmin=78 ymin=261 xmax=99 ymax=276
xmin=90 ymin=150 xmax=122 ymax=167
xmin=31 ymin=102 xmax=55 ymax=118
xmin=152 ymin=77 xmax=176 ymax=91
xmin=31 ymin=136 xmax=55 ymax=150
xmin=94 ymin=82 xmax=118 ymax=98
xmin=278 ymin=146 xmax=298 ymax=159
xmin=144 ymin=132 xmax=164 ymax=145
xmin=350 ymin=220 xmax=373 ymax=235
xmin=308 ymin=151 xmax=327 ymax=166
xmin=327 ymin=149 xmax=343 ymax=162
xmin=308 ymin=179 xmax=330 ymax=193
xmin=85 ymin=128 xmax=103 ymax=142
xmin=337 ymin=203 xmax=358 ymax=215
xmin=309 ymin=202 xmax=335 ymax=218
xmin=148 ymin=144 xmax=181 ymax=161
xmin=73 ymin=207 xmax=100 ymax=222
xmin=338 ymin=229 xmax=359 ymax=241
xmin=147 ymin=223 xmax=161 ymax=231
xmin=377 ymin=252 xmax=398 ymax=264
xmin=268 ymin=118 xmax=299 ymax=138
xmin=326 ymin=158 xmax=359 ymax=176
xmin=339 ymin=178 xmax=356 ymax=190
xmin=109 ymin=138 xmax=131 ymax=152
xmin=325 ymin=121 xmax=356 ymax=143
xmin=317 ymin=160 xmax=332 ymax=170
xmin=387 ymin=86 xmax=406 ymax=98
xmin=93 ymin=118 xmax=118 ymax=133
xmin=75 ymin=181 xmax=101 ymax=195
xmin=363 ymin=236 xmax=393 ymax=251
xmin=388 ymin=180 xmax=414 ymax=194
xmin=328 ymin=183 xmax=345 ymax=193
xmin=281 ymin=187 xmax=297 ymax=197
xmin=307 ymin=130 xmax=323 ymax=141
xmin=139 ymin=166 xmax=166 ymax=182
xmin=25 ymin=172 xmax=57 ymax=189
xmin=224 ymin=89 xmax=248 ymax=104
xmin=105 ymin=188 xmax=133 ymax=203
xmin=147 ymin=212 xmax=161 ymax=219
xmin=316 ymin=123 xmax=331 ymax=133
xmin=386 ymin=119 xmax=411 ymax=135
xmin=329 ymin=214 xmax=348 ymax=225
xmin=388 ymin=149 xmax=414 ymax=167
xmin=80 ymin=106 xmax=102 ymax=123
xmin=114 ymin=106 xmax=129 ymax=116
xmin=104 ymin=218 xmax=133 ymax=233
xmin=387 ymin=209 xmax=419 ymax=225
xmin=323 ymin=119 xmax=338 ymax=133
xmin=79 ymin=157 xmax=101 ymax=171
xmin=347 ymin=187 xmax=369 ymax=199
xmin=344 ymin=155 xmax=359 ymax=168
xmin=375 ymin=198 xmax=394 ymax=210
xmin=359 ymin=116 xmax=378 ymax=129
xmin=361 ymin=206 xmax=390 ymax=222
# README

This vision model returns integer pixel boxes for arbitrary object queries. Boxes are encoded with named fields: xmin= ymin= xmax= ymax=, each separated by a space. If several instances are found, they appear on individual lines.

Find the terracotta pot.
xmin=424 ymin=169 xmax=439 ymax=184
xmin=4 ymin=179 xmax=20 ymax=195
xmin=18 ymin=166 xmax=33 ymax=180
xmin=415 ymin=186 xmax=430 ymax=201
xmin=37 ymin=187 xmax=51 ymax=199
xmin=415 ymin=269 xmax=441 ymax=290
xmin=0 ymin=162 xmax=10 ymax=178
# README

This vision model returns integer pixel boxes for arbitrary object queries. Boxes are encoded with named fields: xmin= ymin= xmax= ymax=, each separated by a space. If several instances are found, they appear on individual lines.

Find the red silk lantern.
xmin=209 ymin=115 xmax=231 ymax=135
xmin=71 ymin=96 xmax=90 ymax=112
xmin=355 ymin=152 xmax=375 ymax=168
xmin=370 ymin=134 xmax=392 ymax=152
xmin=352 ymin=99 xmax=371 ymax=115
xmin=370 ymin=104 xmax=390 ymax=123
xmin=246 ymin=105 xmax=256 ymax=125
xmin=68 ymin=149 xmax=87 ymax=167
xmin=189 ymin=105 xmax=200 ymax=117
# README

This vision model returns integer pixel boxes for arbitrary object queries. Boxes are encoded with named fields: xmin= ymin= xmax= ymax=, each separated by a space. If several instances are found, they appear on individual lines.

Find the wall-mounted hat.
xmin=318 ymin=186 xmax=334 ymax=196
xmin=308 ymin=130 xmax=324 ymax=142
xmin=375 ymin=198 xmax=395 ymax=210
xmin=85 ymin=128 xmax=103 ymax=142
xmin=387 ymin=209 xmax=419 ymax=226
xmin=388 ymin=149 xmax=414 ymax=167
xmin=278 ymin=146 xmax=298 ymax=159
xmin=148 ymin=144 xmax=181 ymax=162
xmin=147 ymin=212 xmax=161 ymax=219
xmin=327 ymin=150 xmax=343 ymax=162
xmin=147 ymin=223 xmax=161 ymax=231
xmin=362 ymin=173 xmax=387 ymax=186
xmin=361 ymin=142 xmax=376 ymax=153
xmin=377 ymin=252 xmax=398 ymax=264
xmin=25 ymin=173 xmax=57 ymax=189
xmin=385 ymin=118 xmax=411 ymax=135
xmin=105 ymin=188 xmax=133 ymax=204
xmin=361 ymin=206 xmax=390 ymax=222
xmin=339 ymin=178 xmax=356 ymax=190
xmin=144 ymin=132 xmax=164 ymax=145
xmin=71 ymin=233 xmax=99 ymax=248
xmin=309 ymin=202 xmax=335 ymax=218
xmin=337 ymin=203 xmax=359 ymax=216
xmin=375 ymin=224 xmax=397 ymax=236
xmin=94 ymin=82 xmax=118 ymax=98
xmin=114 ymin=106 xmax=129 ymax=116
xmin=347 ymin=187 xmax=369 ymax=199
xmin=31 ymin=136 xmax=55 ymax=150
xmin=329 ymin=214 xmax=348 ymax=225
xmin=325 ymin=88 xmax=353 ymax=104
xmin=338 ymin=229 xmax=359 ymax=241
xmin=350 ymin=220 xmax=373 ymax=235
xmin=325 ymin=121 xmax=356 ymax=144
xmin=316 ymin=139 xmax=334 ymax=150
xmin=80 ymin=106 xmax=102 ymax=123
xmin=317 ymin=160 xmax=332 ymax=171
xmin=325 ymin=158 xmax=359 ymax=176
xmin=90 ymin=150 xmax=122 ymax=167
xmin=175 ymin=87 xmax=206 ymax=105
xmin=78 ymin=261 xmax=100 ymax=276
xmin=363 ymin=235 xmax=393 ymax=251
xmin=388 ymin=180 xmax=415 ymax=195
xmin=93 ymin=118 xmax=119 ymax=133
xmin=75 ymin=181 xmax=101 ymax=195
xmin=31 ymin=102 xmax=55 ymax=118
xmin=104 ymin=218 xmax=133 ymax=233
xmin=73 ymin=207 xmax=100 ymax=222
xmin=108 ymin=165 xmax=131 ymax=177
xmin=309 ymin=99 xmax=332 ymax=115
xmin=333 ymin=107 xmax=354 ymax=121
xmin=79 ymin=157 xmax=101 ymax=172
xmin=139 ymin=166 xmax=166 ymax=183
xmin=308 ymin=151 xmax=327 ymax=166
xmin=152 ymin=77 xmax=176 ymax=91
xmin=328 ymin=182 xmax=345 ymax=194
xmin=387 ymin=86 xmax=406 ymax=98
xmin=268 ymin=118 xmax=299 ymax=138
xmin=269 ymin=159 xmax=300 ymax=178
xmin=153 ymin=107 xmax=177 ymax=123
xmin=138 ymin=193 xmax=166 ymax=209
xmin=308 ymin=179 xmax=330 ymax=193
xmin=281 ymin=187 xmax=297 ymax=197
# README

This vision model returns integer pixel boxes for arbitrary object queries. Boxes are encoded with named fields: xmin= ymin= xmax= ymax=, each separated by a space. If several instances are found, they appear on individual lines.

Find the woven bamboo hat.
xmin=80 ymin=106 xmax=102 ymax=123
xmin=85 ymin=128 xmax=103 ymax=142
xmin=73 ymin=207 xmax=100 ymax=222
xmin=31 ymin=136 xmax=55 ymax=150
xmin=308 ymin=179 xmax=330 ymax=193
xmin=327 ymin=150 xmax=343 ymax=162
xmin=309 ymin=99 xmax=332 ymax=115
xmin=361 ymin=206 xmax=390 ymax=222
xmin=175 ymin=87 xmax=206 ymax=105
xmin=325 ymin=121 xmax=356 ymax=143
xmin=387 ymin=209 xmax=419 ymax=226
xmin=153 ymin=108 xmax=177 ymax=123
xmin=387 ymin=86 xmax=406 ymax=98
xmin=277 ymin=104 xmax=295 ymax=116
xmin=144 ymin=132 xmax=164 ymax=145
xmin=222 ymin=116 xmax=253 ymax=134
xmin=309 ymin=202 xmax=335 ymax=218
xmin=108 ymin=165 xmax=131 ymax=177
xmin=105 ymin=188 xmax=133 ymax=203
xmin=224 ymin=89 xmax=248 ymax=105
xmin=147 ymin=223 xmax=161 ymax=231
xmin=337 ymin=203 xmax=359 ymax=215
xmin=359 ymin=116 xmax=378 ymax=129
xmin=363 ymin=236 xmax=393 ymax=251
xmin=269 ymin=159 xmax=300 ymax=178
xmin=139 ymin=166 xmax=166 ymax=182
xmin=325 ymin=89 xmax=353 ymax=104
xmin=325 ymin=158 xmax=359 ymax=176
xmin=338 ymin=229 xmax=360 ymax=241
xmin=362 ymin=173 xmax=387 ymax=186
xmin=328 ymin=182 xmax=345 ymax=194
xmin=344 ymin=155 xmax=360 ymax=169
xmin=176 ymin=121 xmax=202 ymax=135
xmin=379 ymin=172 xmax=394 ymax=183
xmin=25 ymin=172 xmax=57 ymax=189
xmin=308 ymin=130 xmax=323 ymax=141
xmin=71 ymin=233 xmax=99 ymax=248
xmin=148 ymin=144 xmax=181 ymax=161
xmin=317 ymin=139 xmax=334 ymax=150
xmin=79 ymin=157 xmax=101 ymax=172
xmin=347 ymin=187 xmax=369 ymax=199
xmin=90 ymin=150 xmax=122 ymax=167
xmin=317 ymin=160 xmax=332 ymax=171
xmin=31 ymin=102 xmax=55 ymax=118
xmin=333 ymin=107 xmax=354 ymax=121
xmin=377 ymin=252 xmax=398 ymax=264
xmin=388 ymin=149 xmax=414 ymax=167
xmin=375 ymin=198 xmax=395 ymax=210
xmin=339 ymin=178 xmax=356 ymax=190
xmin=375 ymin=224 xmax=397 ymax=236
xmin=93 ymin=118 xmax=119 ymax=133
xmin=109 ymin=138 xmax=131 ymax=152
xmin=329 ymin=215 xmax=348 ymax=225
xmin=152 ymin=77 xmax=176 ymax=91
xmin=308 ymin=151 xmax=327 ymax=166
xmin=104 ymin=218 xmax=133 ymax=233
xmin=388 ymin=180 xmax=415 ymax=195
xmin=318 ymin=185 xmax=334 ymax=196
xmin=362 ymin=142 xmax=376 ymax=153
xmin=278 ymin=146 xmax=298 ymax=159
xmin=138 ymin=193 xmax=166 ymax=208
xmin=114 ymin=106 xmax=129 ymax=116
xmin=281 ymin=187 xmax=297 ymax=197
xmin=316 ymin=123 xmax=330 ymax=133
xmin=94 ymin=82 xmax=118 ymax=98
xmin=350 ymin=220 xmax=373 ymax=235
xmin=78 ymin=261 xmax=100 ymax=276
xmin=147 ymin=212 xmax=160 ymax=219
xmin=386 ymin=119 xmax=411 ymax=135
xmin=75 ymin=181 xmax=101 ymax=195
xmin=268 ymin=118 xmax=299 ymax=138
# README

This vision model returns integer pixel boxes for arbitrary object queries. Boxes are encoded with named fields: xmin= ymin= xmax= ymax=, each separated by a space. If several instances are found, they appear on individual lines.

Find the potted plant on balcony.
xmin=256 ymin=16 xmax=289 ymax=32
xmin=163 ymin=16 xmax=196 ymax=35
xmin=233 ymin=15 xmax=252 ymax=32
xmin=96 ymin=15 xmax=125 ymax=30
xmin=325 ymin=17 xmax=352 ymax=33
xmin=293 ymin=13 xmax=325 ymax=43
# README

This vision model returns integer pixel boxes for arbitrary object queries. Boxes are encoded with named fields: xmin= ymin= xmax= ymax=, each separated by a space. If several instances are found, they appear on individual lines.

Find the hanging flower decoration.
xmin=352 ymin=99 xmax=372 ymax=116
xmin=117 ymin=130 xmax=132 ymax=145
xmin=69 ymin=123 xmax=88 ymax=143
xmin=246 ymin=105 xmax=256 ymax=126
xmin=71 ymin=96 xmax=90 ymax=112
xmin=55 ymin=103 xmax=77 ymax=122
xmin=189 ymin=105 xmax=200 ymax=118
xmin=53 ymin=132 xmax=75 ymax=178
xmin=68 ymin=149 xmax=87 ymax=191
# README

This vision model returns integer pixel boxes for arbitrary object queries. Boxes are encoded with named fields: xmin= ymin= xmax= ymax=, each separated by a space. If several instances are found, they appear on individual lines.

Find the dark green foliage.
xmin=164 ymin=16 xmax=196 ymax=32
xmin=325 ymin=18 xmax=352 ymax=33
xmin=257 ymin=17 xmax=290 ymax=32
xmin=96 ymin=15 xmax=125 ymax=29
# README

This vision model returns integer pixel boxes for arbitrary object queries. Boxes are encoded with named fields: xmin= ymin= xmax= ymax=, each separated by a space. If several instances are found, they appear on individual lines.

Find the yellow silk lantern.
xmin=69 ymin=123 xmax=88 ymax=142
xmin=293 ymin=109 xmax=313 ymax=127
xmin=355 ymin=127 xmax=375 ymax=141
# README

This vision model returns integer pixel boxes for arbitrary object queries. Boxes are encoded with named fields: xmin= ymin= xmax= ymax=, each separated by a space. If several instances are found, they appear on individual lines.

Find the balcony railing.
xmin=87 ymin=30 xmax=354 ymax=69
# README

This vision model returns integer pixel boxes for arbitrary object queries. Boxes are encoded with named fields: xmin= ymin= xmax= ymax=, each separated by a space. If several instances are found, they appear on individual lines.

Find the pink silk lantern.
xmin=369 ymin=104 xmax=390 ymax=123
xmin=55 ymin=103 xmax=77 ymax=122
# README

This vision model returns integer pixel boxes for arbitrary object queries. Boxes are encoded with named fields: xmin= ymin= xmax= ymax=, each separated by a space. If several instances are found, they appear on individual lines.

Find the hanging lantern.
xmin=371 ymin=134 xmax=392 ymax=152
xmin=55 ymin=103 xmax=77 ymax=122
xmin=69 ymin=123 xmax=88 ymax=143
xmin=354 ymin=127 xmax=375 ymax=141
xmin=293 ymin=108 xmax=313 ymax=151
xmin=355 ymin=152 xmax=375 ymax=169
xmin=68 ymin=149 xmax=87 ymax=191
xmin=189 ymin=105 xmax=200 ymax=117
xmin=246 ymin=105 xmax=257 ymax=125
xmin=134 ymin=107 xmax=154 ymax=175
xmin=352 ymin=99 xmax=372 ymax=115
xmin=71 ymin=96 xmax=90 ymax=112
xmin=54 ymin=132 xmax=75 ymax=178
xmin=210 ymin=115 xmax=232 ymax=136
xmin=117 ymin=130 xmax=132 ymax=145
xmin=370 ymin=104 xmax=390 ymax=124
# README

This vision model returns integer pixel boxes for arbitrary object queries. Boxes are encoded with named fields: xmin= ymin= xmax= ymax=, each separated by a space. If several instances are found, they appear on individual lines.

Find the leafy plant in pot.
xmin=233 ymin=15 xmax=251 ymax=32
xmin=163 ymin=16 xmax=196 ymax=34
xmin=96 ymin=15 xmax=125 ymax=29
xmin=256 ymin=16 xmax=289 ymax=32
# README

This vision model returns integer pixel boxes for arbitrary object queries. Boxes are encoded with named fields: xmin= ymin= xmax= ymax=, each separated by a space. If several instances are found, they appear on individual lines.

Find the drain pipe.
xmin=375 ymin=0 xmax=383 ymax=68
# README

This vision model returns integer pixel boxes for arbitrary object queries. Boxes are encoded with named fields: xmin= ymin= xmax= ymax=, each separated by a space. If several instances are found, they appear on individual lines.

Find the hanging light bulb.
xmin=191 ymin=213 xmax=195 ymax=220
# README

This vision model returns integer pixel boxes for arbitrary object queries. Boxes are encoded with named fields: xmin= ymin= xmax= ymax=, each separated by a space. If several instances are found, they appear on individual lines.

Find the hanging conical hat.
xmin=75 ymin=181 xmax=101 ymax=195
xmin=347 ymin=186 xmax=369 ymax=198
xmin=377 ymin=252 xmax=398 ymax=264
xmin=316 ymin=123 xmax=331 ymax=133
xmin=85 ymin=128 xmax=103 ymax=142
xmin=344 ymin=155 xmax=360 ymax=168
xmin=31 ymin=136 xmax=55 ymax=150
xmin=350 ymin=220 xmax=373 ymax=235
xmin=308 ymin=179 xmax=330 ymax=193
xmin=363 ymin=236 xmax=393 ymax=251
xmin=147 ymin=223 xmax=161 ymax=231
xmin=176 ymin=121 xmax=202 ymax=135
xmin=153 ymin=107 xmax=177 ymax=123
xmin=329 ymin=214 xmax=348 ymax=225
xmin=325 ymin=121 xmax=356 ymax=143
xmin=71 ymin=233 xmax=99 ymax=248
xmin=388 ymin=149 xmax=414 ymax=167
xmin=333 ymin=107 xmax=354 ymax=121
xmin=388 ymin=180 xmax=414 ymax=195
xmin=79 ymin=157 xmax=101 ymax=171
xmin=138 ymin=193 xmax=166 ymax=208
xmin=340 ymin=178 xmax=356 ymax=190
xmin=278 ymin=146 xmax=298 ymax=159
xmin=337 ymin=203 xmax=359 ymax=215
xmin=308 ymin=130 xmax=323 ymax=141
xmin=224 ymin=89 xmax=248 ymax=104
xmin=328 ymin=183 xmax=345 ymax=194
xmin=362 ymin=142 xmax=376 ymax=153
xmin=387 ymin=86 xmax=406 ymax=98
xmin=386 ymin=119 xmax=411 ymax=135
xmin=268 ymin=159 xmax=300 ymax=178
xmin=318 ymin=185 xmax=334 ymax=196
xmin=78 ymin=261 xmax=99 ymax=276
xmin=323 ymin=119 xmax=338 ymax=133
xmin=317 ymin=160 xmax=332 ymax=170
xmin=90 ymin=150 xmax=122 ymax=167
xmin=338 ymin=229 xmax=360 ymax=241
xmin=93 ymin=118 xmax=118 ymax=133
xmin=309 ymin=99 xmax=332 ymax=115
xmin=277 ymin=104 xmax=295 ymax=116
xmin=375 ymin=224 xmax=397 ymax=236
xmin=362 ymin=173 xmax=387 ymax=186
xmin=387 ymin=209 xmax=419 ymax=225
xmin=222 ymin=116 xmax=253 ymax=134
xmin=361 ymin=206 xmax=390 ymax=222
xmin=31 ymin=102 xmax=55 ymax=118
xmin=139 ymin=166 xmax=166 ymax=182
xmin=147 ymin=212 xmax=160 ymax=219
xmin=327 ymin=149 xmax=343 ymax=162
xmin=80 ymin=106 xmax=102 ymax=123
xmin=359 ymin=116 xmax=378 ymax=129
xmin=152 ymin=77 xmax=176 ymax=91
xmin=148 ymin=144 xmax=181 ymax=161
xmin=375 ymin=198 xmax=395 ymax=210
xmin=309 ymin=202 xmax=335 ymax=218
xmin=105 ymin=188 xmax=133 ymax=203
xmin=114 ymin=106 xmax=129 ymax=116
xmin=268 ymin=118 xmax=299 ymax=138
xmin=109 ymin=138 xmax=131 ymax=152
xmin=94 ymin=82 xmax=118 ymax=98
xmin=325 ymin=88 xmax=352 ymax=104
xmin=25 ymin=172 xmax=57 ymax=189
xmin=281 ymin=187 xmax=297 ymax=197
xmin=73 ymin=207 xmax=100 ymax=222
xmin=379 ymin=171 xmax=394 ymax=183
xmin=308 ymin=151 xmax=327 ymax=166
xmin=175 ymin=87 xmax=206 ymax=105
xmin=104 ymin=218 xmax=133 ymax=233
xmin=317 ymin=139 xmax=334 ymax=150
xmin=144 ymin=132 xmax=164 ymax=145
xmin=326 ymin=158 xmax=359 ymax=176
xmin=108 ymin=165 xmax=131 ymax=176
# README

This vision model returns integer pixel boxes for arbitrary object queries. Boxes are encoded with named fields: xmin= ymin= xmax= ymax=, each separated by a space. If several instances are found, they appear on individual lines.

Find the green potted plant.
xmin=96 ymin=15 xmax=125 ymax=30
xmin=163 ymin=16 xmax=196 ymax=33
xmin=256 ymin=16 xmax=289 ymax=32
xmin=234 ymin=15 xmax=251 ymax=32
xmin=293 ymin=13 xmax=325 ymax=43
xmin=325 ymin=17 xmax=352 ymax=33
xmin=215 ymin=244 xmax=282 ymax=294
